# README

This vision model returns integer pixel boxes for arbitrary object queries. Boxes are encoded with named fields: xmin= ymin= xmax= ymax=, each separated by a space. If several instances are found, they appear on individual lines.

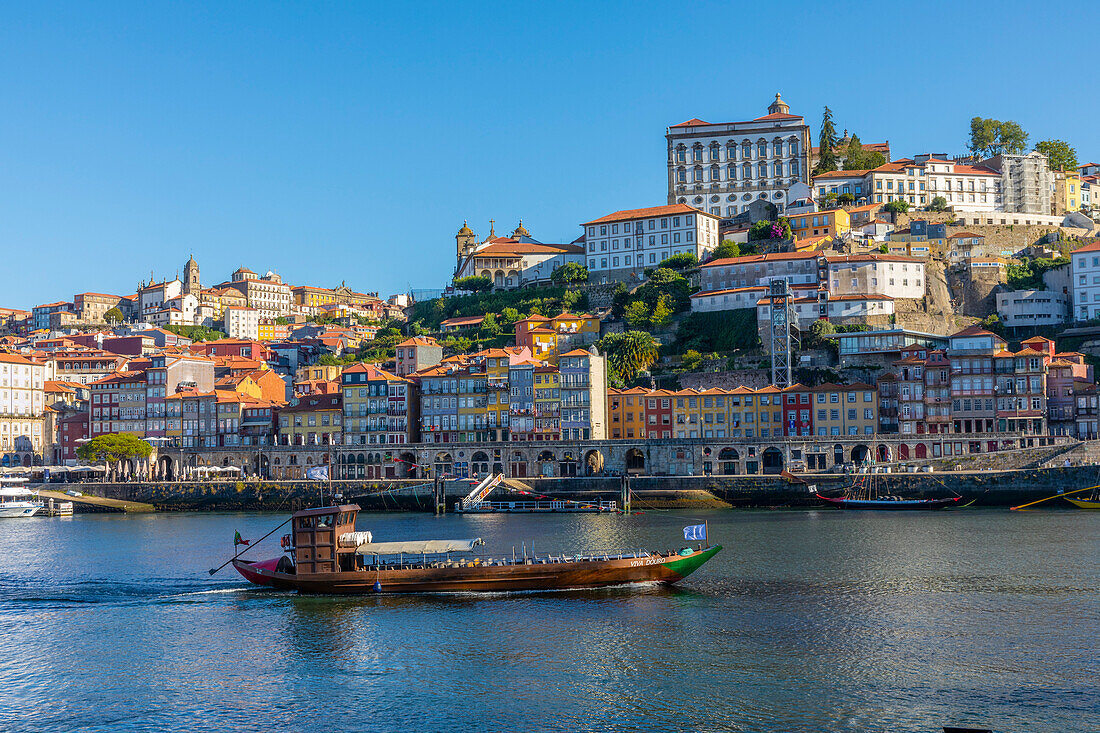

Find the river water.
xmin=0 ymin=508 xmax=1096 ymax=732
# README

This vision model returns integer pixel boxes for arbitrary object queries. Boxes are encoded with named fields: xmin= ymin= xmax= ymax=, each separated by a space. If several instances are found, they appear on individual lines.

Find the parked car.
xmin=65 ymin=490 xmax=83 ymax=497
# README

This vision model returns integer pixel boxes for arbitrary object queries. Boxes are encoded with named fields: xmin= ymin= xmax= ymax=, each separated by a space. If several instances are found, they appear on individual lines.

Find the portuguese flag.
xmin=234 ymin=531 xmax=250 ymax=546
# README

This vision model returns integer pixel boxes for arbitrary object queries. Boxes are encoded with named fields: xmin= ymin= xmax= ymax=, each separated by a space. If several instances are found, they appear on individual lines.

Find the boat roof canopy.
xmin=356 ymin=538 xmax=484 ymax=555
xmin=292 ymin=504 xmax=360 ymax=519
xmin=0 ymin=487 xmax=36 ymax=497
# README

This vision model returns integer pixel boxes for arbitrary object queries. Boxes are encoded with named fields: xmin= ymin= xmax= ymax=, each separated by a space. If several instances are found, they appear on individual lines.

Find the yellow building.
xmin=293 ymin=286 xmax=338 ymax=310
xmin=533 ymin=366 xmax=561 ymax=440
xmin=277 ymin=393 xmax=342 ymax=446
xmin=1055 ymin=171 xmax=1082 ymax=213
xmin=481 ymin=349 xmax=512 ymax=440
xmin=200 ymin=287 xmax=248 ymax=319
xmin=457 ymin=369 xmax=487 ymax=442
xmin=811 ymin=382 xmax=878 ymax=437
xmin=789 ymin=207 xmax=851 ymax=240
xmin=515 ymin=313 xmax=601 ymax=361
xmin=608 ymin=387 xmax=647 ymax=439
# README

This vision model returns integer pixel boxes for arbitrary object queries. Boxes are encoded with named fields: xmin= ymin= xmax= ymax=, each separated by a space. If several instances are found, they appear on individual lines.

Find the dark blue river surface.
xmin=0 ymin=508 xmax=1097 ymax=732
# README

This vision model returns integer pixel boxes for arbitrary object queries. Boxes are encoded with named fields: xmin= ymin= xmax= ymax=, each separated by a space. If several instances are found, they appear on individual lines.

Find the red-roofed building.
xmin=395 ymin=336 xmax=442 ymax=377
xmin=665 ymin=93 xmax=811 ymax=220
xmin=580 ymin=204 xmax=721 ymax=283
xmin=453 ymin=220 xmax=585 ymax=290
xmin=340 ymin=363 xmax=411 ymax=449
xmin=867 ymin=154 xmax=1001 ymax=211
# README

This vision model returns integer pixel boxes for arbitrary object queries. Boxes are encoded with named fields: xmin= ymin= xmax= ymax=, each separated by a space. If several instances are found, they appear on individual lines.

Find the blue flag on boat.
xmin=683 ymin=523 xmax=707 ymax=541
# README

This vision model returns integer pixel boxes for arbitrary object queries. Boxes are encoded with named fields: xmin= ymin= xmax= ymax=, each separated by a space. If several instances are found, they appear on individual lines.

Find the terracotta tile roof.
xmin=396 ymin=336 xmax=439 ymax=348
xmin=691 ymin=286 xmax=767 ymax=298
xmin=280 ymin=393 xmax=342 ymax=412
xmin=583 ymin=203 xmax=716 ymax=226
xmin=343 ymin=362 xmax=406 ymax=382
xmin=474 ymin=239 xmax=584 ymax=255
xmin=752 ymin=112 xmax=802 ymax=121
xmin=812 ymin=169 xmax=870 ymax=179
xmin=440 ymin=316 xmax=485 ymax=327
xmin=825 ymin=253 xmax=922 ymax=264
xmin=669 ymin=118 xmax=709 ymax=127
xmin=702 ymin=250 xmax=819 ymax=268
xmin=950 ymin=325 xmax=1000 ymax=339
xmin=1070 ymin=240 xmax=1100 ymax=254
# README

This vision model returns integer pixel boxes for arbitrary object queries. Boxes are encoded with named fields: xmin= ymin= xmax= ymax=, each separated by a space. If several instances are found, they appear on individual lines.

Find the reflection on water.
xmin=0 ymin=509 xmax=1097 ymax=732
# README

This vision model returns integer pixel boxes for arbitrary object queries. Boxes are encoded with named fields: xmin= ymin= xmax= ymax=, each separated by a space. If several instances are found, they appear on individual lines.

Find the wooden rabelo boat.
xmin=816 ymin=494 xmax=961 ymax=510
xmin=815 ymin=466 xmax=962 ymax=510
xmin=1064 ymin=486 xmax=1100 ymax=510
xmin=232 ymin=504 xmax=722 ymax=594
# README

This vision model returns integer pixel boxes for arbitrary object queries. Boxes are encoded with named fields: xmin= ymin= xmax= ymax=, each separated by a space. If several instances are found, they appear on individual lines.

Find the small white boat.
xmin=0 ymin=480 xmax=44 ymax=518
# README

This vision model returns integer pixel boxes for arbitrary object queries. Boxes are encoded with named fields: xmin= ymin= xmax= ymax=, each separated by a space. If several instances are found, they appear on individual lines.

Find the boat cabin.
xmin=291 ymin=504 xmax=361 ymax=574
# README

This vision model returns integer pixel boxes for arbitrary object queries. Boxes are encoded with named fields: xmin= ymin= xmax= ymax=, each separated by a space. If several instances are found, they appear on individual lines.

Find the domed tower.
xmin=768 ymin=92 xmax=790 ymax=116
xmin=511 ymin=220 xmax=530 ymax=239
xmin=183 ymin=254 xmax=200 ymax=295
xmin=456 ymin=220 xmax=477 ymax=270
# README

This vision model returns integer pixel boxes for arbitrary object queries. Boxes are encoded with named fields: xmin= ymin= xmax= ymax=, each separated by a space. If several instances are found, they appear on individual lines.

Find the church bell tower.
xmin=183 ymin=254 xmax=201 ymax=295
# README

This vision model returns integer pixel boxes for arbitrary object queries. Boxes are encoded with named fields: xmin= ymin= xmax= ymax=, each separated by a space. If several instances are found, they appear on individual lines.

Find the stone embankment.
xmin=45 ymin=463 xmax=1098 ymax=512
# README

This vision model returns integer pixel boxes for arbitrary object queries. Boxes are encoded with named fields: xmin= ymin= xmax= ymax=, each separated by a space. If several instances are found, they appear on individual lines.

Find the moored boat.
xmin=230 ymin=504 xmax=721 ymax=594
xmin=0 ymin=480 xmax=44 ymax=518
xmin=816 ymin=494 xmax=961 ymax=510
xmin=1064 ymin=497 xmax=1100 ymax=510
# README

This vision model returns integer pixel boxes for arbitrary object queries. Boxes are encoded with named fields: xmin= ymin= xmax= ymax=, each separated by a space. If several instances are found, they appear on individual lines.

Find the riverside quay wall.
xmin=56 ymin=462 xmax=1093 ymax=511
xmin=128 ymin=433 xmax=1072 ymax=483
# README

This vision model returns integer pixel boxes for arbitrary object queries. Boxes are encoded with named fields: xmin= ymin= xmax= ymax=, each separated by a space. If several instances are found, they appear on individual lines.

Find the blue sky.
xmin=1 ymin=1 xmax=1096 ymax=309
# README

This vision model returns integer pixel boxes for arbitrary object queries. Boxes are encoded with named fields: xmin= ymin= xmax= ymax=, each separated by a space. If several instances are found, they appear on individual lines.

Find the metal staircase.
xmin=461 ymin=473 xmax=503 ymax=510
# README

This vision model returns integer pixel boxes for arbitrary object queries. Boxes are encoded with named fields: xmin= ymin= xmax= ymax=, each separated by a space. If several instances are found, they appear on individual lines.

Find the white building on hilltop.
xmin=224 ymin=306 xmax=260 ymax=340
xmin=453 ymin=221 xmax=584 ymax=290
xmin=581 ymin=204 xmax=720 ymax=283
xmin=665 ymin=93 xmax=812 ymax=218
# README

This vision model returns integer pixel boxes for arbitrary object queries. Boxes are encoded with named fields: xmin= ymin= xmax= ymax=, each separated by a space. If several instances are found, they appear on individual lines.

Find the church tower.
xmin=455 ymin=220 xmax=477 ymax=270
xmin=768 ymin=92 xmax=790 ymax=116
xmin=183 ymin=254 xmax=201 ymax=295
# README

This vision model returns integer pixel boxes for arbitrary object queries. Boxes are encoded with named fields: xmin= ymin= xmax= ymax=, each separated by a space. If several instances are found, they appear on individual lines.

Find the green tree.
xmin=453 ymin=275 xmax=493 ymax=293
xmin=816 ymin=106 xmax=838 ymax=173
xmin=681 ymin=349 xmax=703 ymax=371
xmin=878 ymin=243 xmax=889 ymax=254
xmin=274 ymin=316 xmax=290 ymax=325
xmin=837 ymin=192 xmax=854 ymax=205
xmin=649 ymin=294 xmax=673 ymax=328
xmin=712 ymin=240 xmax=741 ymax=260
xmin=598 ymin=331 xmax=659 ymax=386
xmin=657 ymin=252 xmax=699 ymax=271
xmin=500 ymin=307 xmax=523 ymax=324
xmin=884 ymin=199 xmax=910 ymax=214
xmin=103 ymin=307 xmax=123 ymax=324
xmin=76 ymin=434 xmax=153 ymax=464
xmin=1034 ymin=139 xmax=1078 ymax=172
xmin=550 ymin=262 xmax=589 ymax=285
xmin=561 ymin=289 xmax=587 ymax=312
xmin=748 ymin=218 xmax=792 ymax=242
xmin=840 ymin=134 xmax=886 ymax=170
xmin=807 ymin=318 xmax=836 ymax=348
xmin=624 ymin=300 xmax=651 ymax=329
xmin=480 ymin=313 xmax=501 ymax=337
xmin=929 ymin=196 xmax=948 ymax=212
xmin=969 ymin=117 xmax=1029 ymax=157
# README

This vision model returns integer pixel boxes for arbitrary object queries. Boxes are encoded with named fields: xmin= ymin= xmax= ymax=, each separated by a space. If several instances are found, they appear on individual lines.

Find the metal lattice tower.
xmin=768 ymin=278 xmax=799 ymax=388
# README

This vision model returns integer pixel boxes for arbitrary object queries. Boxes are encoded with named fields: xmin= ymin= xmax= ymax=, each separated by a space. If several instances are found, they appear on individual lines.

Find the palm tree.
xmin=598 ymin=331 xmax=659 ymax=385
